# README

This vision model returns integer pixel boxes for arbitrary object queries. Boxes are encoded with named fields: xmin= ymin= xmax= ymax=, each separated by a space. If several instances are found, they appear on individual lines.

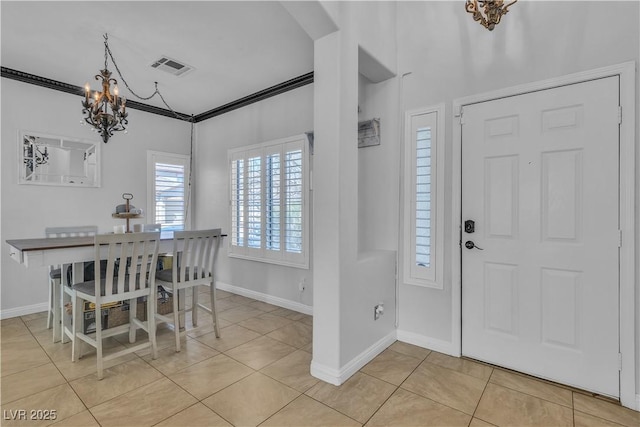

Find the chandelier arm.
xmin=465 ymin=0 xmax=489 ymax=29
xmin=465 ymin=0 xmax=516 ymax=31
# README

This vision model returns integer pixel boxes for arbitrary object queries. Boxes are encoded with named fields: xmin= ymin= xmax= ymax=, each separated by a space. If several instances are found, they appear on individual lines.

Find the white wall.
xmin=357 ymin=73 xmax=400 ymax=255
xmin=311 ymin=0 xmax=399 ymax=384
xmin=395 ymin=0 xmax=640 ymax=400
xmin=193 ymin=84 xmax=314 ymax=308
xmin=1 ymin=79 xmax=192 ymax=316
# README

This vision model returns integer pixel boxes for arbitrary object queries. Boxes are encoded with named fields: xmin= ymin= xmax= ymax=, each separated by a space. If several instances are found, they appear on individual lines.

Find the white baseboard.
xmin=216 ymin=281 xmax=312 ymax=315
xmin=396 ymin=329 xmax=457 ymax=356
xmin=310 ymin=330 xmax=397 ymax=385
xmin=0 ymin=302 xmax=48 ymax=320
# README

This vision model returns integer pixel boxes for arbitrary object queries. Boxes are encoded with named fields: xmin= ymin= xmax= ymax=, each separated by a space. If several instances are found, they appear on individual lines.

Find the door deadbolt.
xmin=464 ymin=220 xmax=475 ymax=233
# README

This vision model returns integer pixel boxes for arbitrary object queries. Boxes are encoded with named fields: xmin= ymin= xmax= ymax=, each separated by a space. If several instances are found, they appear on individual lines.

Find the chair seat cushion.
xmin=156 ymin=267 xmax=206 ymax=283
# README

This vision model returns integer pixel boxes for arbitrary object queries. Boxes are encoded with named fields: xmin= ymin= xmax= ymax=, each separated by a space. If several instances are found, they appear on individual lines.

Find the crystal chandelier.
xmin=465 ymin=0 xmax=517 ymax=31
xmin=82 ymin=35 xmax=128 ymax=143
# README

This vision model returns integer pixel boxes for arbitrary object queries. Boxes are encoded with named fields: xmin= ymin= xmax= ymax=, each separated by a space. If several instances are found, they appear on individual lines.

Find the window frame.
xmin=147 ymin=150 xmax=191 ymax=232
xmin=403 ymin=105 xmax=445 ymax=289
xmin=228 ymin=134 xmax=310 ymax=269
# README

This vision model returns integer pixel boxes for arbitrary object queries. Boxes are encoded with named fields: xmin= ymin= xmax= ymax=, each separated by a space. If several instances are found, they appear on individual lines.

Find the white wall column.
xmin=310 ymin=1 xmax=398 ymax=385
xmin=310 ymin=28 xmax=352 ymax=381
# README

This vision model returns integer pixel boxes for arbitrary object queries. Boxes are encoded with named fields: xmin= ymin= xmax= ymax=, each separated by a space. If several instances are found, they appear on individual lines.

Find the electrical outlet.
xmin=374 ymin=303 xmax=384 ymax=320
xmin=298 ymin=278 xmax=306 ymax=292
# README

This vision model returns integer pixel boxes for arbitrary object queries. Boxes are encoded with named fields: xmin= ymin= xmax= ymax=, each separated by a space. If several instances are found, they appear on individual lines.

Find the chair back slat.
xmin=198 ymin=237 xmax=208 ymax=277
xmin=183 ymin=236 xmax=193 ymax=281
xmin=172 ymin=229 xmax=221 ymax=285
xmin=45 ymin=226 xmax=99 ymax=280
xmin=94 ymin=232 xmax=160 ymax=299
xmin=130 ymin=241 xmax=142 ymax=285
xmin=103 ymin=243 xmax=115 ymax=293
xmin=203 ymin=235 xmax=213 ymax=277
xmin=139 ymin=239 xmax=154 ymax=288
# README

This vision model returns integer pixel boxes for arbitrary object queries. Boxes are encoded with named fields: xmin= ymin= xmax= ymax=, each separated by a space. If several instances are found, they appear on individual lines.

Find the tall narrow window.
xmin=231 ymin=158 xmax=245 ymax=247
xmin=403 ymin=106 xmax=444 ymax=288
xmin=415 ymin=127 xmax=431 ymax=268
xmin=228 ymin=135 xmax=309 ymax=268
xmin=147 ymin=151 xmax=190 ymax=232
xmin=266 ymin=152 xmax=281 ymax=251
xmin=285 ymin=148 xmax=303 ymax=254
xmin=247 ymin=155 xmax=262 ymax=249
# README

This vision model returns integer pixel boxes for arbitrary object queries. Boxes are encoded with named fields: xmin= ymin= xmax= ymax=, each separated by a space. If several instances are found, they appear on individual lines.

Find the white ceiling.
xmin=1 ymin=1 xmax=314 ymax=116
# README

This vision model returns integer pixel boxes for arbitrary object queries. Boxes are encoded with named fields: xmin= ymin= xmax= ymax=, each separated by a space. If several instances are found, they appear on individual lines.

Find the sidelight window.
xmin=403 ymin=106 xmax=444 ymax=289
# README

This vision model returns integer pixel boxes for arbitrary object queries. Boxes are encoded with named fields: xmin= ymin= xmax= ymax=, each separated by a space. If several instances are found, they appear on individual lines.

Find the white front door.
xmin=461 ymin=77 xmax=620 ymax=397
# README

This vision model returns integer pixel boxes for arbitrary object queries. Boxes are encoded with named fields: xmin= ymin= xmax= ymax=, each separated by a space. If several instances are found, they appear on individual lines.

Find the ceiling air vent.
xmin=150 ymin=56 xmax=194 ymax=77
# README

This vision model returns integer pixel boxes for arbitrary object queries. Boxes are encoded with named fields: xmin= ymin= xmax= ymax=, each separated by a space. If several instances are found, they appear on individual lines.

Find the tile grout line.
xmin=469 ymin=366 xmax=494 ymax=424
xmin=14 ymin=301 xmax=635 ymax=427
xmin=151 ymin=312 xmax=311 ymax=426
xmin=572 ymin=390 xmax=576 ymax=427
xmin=392 ymin=353 xmax=489 ymax=420
xmin=484 ymin=375 xmax=575 ymax=409
xmin=135 ymin=339 xmax=245 ymax=427
xmin=16 ymin=315 xmax=94 ymax=425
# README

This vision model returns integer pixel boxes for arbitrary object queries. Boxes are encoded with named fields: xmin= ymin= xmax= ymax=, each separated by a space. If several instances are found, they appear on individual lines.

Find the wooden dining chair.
xmin=71 ymin=232 xmax=160 ymax=379
xmin=155 ymin=229 xmax=222 ymax=352
xmin=45 ymin=225 xmax=98 ymax=343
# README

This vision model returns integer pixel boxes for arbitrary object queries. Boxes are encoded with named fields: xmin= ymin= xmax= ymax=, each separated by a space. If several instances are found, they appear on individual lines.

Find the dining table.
xmin=7 ymin=231 xmax=180 ymax=273
xmin=6 ymin=230 xmax=225 ymax=339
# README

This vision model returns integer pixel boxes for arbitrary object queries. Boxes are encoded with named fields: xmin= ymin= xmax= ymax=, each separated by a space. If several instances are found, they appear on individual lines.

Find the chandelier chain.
xmin=103 ymin=34 xmax=192 ymax=122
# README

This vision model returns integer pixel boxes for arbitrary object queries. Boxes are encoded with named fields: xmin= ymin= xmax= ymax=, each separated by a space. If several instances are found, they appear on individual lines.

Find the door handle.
xmin=465 ymin=240 xmax=484 ymax=250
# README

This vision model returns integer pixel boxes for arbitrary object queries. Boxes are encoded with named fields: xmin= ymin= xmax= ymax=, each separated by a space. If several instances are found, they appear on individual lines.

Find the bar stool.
xmin=154 ymin=229 xmax=222 ymax=352
xmin=45 ymin=225 xmax=98 ymax=342
xmin=71 ymin=232 xmax=160 ymax=379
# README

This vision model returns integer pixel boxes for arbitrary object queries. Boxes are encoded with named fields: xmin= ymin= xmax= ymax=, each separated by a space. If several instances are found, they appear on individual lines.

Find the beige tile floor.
xmin=2 ymin=289 xmax=639 ymax=426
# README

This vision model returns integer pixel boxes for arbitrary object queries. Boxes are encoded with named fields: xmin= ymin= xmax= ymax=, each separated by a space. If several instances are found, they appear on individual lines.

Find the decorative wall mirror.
xmin=19 ymin=131 xmax=101 ymax=187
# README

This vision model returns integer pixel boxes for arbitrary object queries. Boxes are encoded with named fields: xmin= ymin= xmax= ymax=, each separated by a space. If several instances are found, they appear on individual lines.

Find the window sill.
xmin=403 ymin=276 xmax=443 ymax=290
xmin=228 ymin=252 xmax=309 ymax=270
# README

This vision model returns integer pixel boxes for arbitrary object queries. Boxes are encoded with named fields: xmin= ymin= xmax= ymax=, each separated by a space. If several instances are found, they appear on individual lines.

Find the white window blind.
xmin=285 ymin=149 xmax=303 ymax=254
xmin=266 ymin=151 xmax=281 ymax=251
xmin=229 ymin=135 xmax=309 ymax=268
xmin=247 ymin=154 xmax=262 ymax=249
xmin=147 ymin=151 xmax=190 ymax=232
xmin=415 ymin=127 xmax=431 ymax=268
xmin=403 ymin=106 xmax=444 ymax=289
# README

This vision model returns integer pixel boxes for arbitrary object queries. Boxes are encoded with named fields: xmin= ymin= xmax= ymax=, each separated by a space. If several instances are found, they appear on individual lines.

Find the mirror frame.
xmin=18 ymin=130 xmax=101 ymax=187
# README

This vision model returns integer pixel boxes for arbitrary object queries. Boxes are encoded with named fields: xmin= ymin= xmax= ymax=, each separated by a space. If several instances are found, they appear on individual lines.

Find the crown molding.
xmin=1 ymin=67 xmax=191 ymax=120
xmin=1 ymin=66 xmax=314 ymax=123
xmin=193 ymin=71 xmax=314 ymax=122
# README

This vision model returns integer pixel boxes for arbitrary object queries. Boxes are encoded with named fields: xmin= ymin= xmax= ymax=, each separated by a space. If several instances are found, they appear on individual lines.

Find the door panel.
xmin=462 ymin=77 xmax=620 ymax=397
